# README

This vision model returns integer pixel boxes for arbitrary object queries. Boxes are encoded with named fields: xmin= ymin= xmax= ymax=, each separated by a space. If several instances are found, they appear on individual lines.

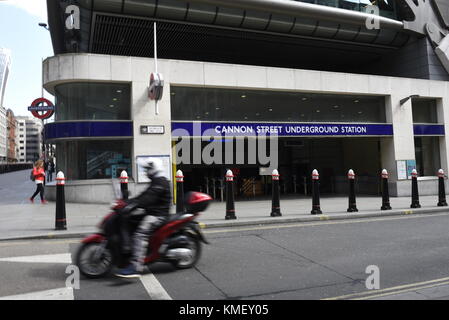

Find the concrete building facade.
xmin=0 ymin=106 xmax=6 ymax=163
xmin=42 ymin=0 xmax=449 ymax=203
xmin=16 ymin=117 xmax=26 ymax=163
xmin=24 ymin=118 xmax=43 ymax=163
xmin=15 ymin=116 xmax=42 ymax=163
xmin=6 ymin=109 xmax=18 ymax=162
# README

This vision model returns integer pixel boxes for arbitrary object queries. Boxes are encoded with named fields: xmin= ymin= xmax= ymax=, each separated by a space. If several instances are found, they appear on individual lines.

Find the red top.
xmin=33 ymin=167 xmax=45 ymax=182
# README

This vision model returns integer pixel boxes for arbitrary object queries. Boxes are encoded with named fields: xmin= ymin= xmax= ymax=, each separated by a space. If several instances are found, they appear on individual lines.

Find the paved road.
xmin=0 ymin=169 xmax=34 ymax=205
xmin=1 ymin=212 xmax=449 ymax=300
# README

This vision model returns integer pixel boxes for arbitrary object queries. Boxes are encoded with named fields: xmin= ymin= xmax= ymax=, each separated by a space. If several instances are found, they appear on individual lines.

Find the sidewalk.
xmin=0 ymin=194 xmax=448 ymax=241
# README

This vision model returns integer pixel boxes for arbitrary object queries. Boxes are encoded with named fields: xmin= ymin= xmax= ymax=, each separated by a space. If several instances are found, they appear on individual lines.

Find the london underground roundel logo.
xmin=28 ymin=98 xmax=55 ymax=120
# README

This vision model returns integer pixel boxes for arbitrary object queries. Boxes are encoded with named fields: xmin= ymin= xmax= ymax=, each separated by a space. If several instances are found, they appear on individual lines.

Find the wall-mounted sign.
xmin=406 ymin=160 xmax=417 ymax=178
xmin=136 ymin=155 xmax=171 ymax=183
xmin=413 ymin=124 xmax=445 ymax=135
xmin=28 ymin=97 xmax=54 ymax=120
xmin=397 ymin=160 xmax=407 ymax=180
xmin=140 ymin=125 xmax=165 ymax=134
xmin=397 ymin=160 xmax=417 ymax=180
xmin=44 ymin=121 xmax=133 ymax=141
xmin=148 ymin=72 xmax=164 ymax=101
xmin=172 ymin=122 xmax=394 ymax=137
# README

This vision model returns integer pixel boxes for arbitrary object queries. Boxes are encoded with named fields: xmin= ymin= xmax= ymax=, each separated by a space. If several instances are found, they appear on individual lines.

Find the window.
xmin=412 ymin=98 xmax=441 ymax=176
xmin=415 ymin=137 xmax=441 ymax=177
xmin=56 ymin=140 xmax=132 ymax=180
xmin=171 ymin=87 xmax=386 ymax=123
xmin=412 ymin=99 xmax=438 ymax=123
xmin=55 ymin=82 xmax=131 ymax=121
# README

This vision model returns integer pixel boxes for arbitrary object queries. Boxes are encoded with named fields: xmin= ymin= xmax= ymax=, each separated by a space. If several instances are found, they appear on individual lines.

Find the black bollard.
xmin=225 ymin=170 xmax=237 ymax=220
xmin=311 ymin=169 xmax=322 ymax=215
xmin=410 ymin=169 xmax=421 ymax=208
xmin=176 ymin=170 xmax=185 ymax=213
xmin=55 ymin=171 xmax=67 ymax=230
xmin=438 ymin=169 xmax=448 ymax=206
xmin=347 ymin=169 xmax=358 ymax=212
xmin=270 ymin=169 xmax=282 ymax=217
xmin=380 ymin=169 xmax=392 ymax=210
xmin=120 ymin=170 xmax=129 ymax=200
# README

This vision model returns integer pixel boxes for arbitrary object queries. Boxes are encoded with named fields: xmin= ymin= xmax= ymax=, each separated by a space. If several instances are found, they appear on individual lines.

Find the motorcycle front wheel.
xmin=171 ymin=235 xmax=201 ymax=269
xmin=75 ymin=242 xmax=113 ymax=278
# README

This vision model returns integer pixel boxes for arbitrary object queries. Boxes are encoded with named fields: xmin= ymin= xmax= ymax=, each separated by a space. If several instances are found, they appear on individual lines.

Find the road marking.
xmin=0 ymin=239 xmax=78 ymax=247
xmin=0 ymin=241 xmax=32 ymax=247
xmin=323 ymin=276 xmax=449 ymax=300
xmin=354 ymin=281 xmax=449 ymax=300
xmin=0 ymin=287 xmax=74 ymax=300
xmin=140 ymin=273 xmax=172 ymax=300
xmin=202 ymin=212 xmax=449 ymax=234
xmin=0 ymin=253 xmax=72 ymax=264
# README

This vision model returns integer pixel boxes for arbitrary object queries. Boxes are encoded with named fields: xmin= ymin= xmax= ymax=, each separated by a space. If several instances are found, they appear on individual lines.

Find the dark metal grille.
xmin=90 ymin=14 xmax=404 ymax=72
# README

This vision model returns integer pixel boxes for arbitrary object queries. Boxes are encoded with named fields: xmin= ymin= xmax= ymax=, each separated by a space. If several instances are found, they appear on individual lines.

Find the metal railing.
xmin=0 ymin=163 xmax=33 ymax=174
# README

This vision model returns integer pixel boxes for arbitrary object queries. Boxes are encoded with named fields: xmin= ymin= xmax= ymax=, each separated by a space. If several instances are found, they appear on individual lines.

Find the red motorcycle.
xmin=75 ymin=191 xmax=212 ymax=278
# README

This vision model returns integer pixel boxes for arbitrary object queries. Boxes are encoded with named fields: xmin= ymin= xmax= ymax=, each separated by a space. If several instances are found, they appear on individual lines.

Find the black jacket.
xmin=130 ymin=176 xmax=171 ymax=216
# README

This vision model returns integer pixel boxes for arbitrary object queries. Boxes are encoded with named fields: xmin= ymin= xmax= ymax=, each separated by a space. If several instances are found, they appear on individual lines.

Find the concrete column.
xmin=437 ymin=94 xmax=449 ymax=175
xmin=381 ymin=82 xmax=417 ymax=196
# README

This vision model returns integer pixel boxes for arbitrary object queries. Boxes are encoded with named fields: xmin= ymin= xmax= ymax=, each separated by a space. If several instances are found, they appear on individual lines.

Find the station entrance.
xmin=170 ymin=86 xmax=389 ymax=201
xmin=174 ymin=136 xmax=383 ymax=201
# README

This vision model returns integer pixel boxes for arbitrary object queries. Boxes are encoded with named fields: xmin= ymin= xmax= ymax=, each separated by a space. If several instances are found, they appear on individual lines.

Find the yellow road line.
xmin=353 ymin=281 xmax=449 ymax=300
xmin=323 ymin=276 xmax=449 ymax=300
xmin=202 ymin=212 xmax=449 ymax=234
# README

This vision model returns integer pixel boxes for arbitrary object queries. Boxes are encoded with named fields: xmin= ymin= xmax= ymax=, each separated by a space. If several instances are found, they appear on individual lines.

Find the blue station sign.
xmin=171 ymin=122 xmax=395 ymax=137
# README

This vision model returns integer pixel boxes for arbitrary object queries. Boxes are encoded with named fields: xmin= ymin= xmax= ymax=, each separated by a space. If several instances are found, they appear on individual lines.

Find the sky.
xmin=0 ymin=0 xmax=54 ymax=117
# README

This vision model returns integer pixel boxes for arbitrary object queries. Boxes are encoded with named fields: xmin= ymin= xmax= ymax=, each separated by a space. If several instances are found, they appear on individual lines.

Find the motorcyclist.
xmin=115 ymin=158 xmax=171 ymax=278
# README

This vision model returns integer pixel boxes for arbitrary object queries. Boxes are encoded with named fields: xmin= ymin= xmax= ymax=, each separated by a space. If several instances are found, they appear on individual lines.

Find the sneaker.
xmin=114 ymin=264 xmax=140 ymax=278
xmin=41 ymin=200 xmax=48 ymax=204
xmin=29 ymin=198 xmax=34 ymax=203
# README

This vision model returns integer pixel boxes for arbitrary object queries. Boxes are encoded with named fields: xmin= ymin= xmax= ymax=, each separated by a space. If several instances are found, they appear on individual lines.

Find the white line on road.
xmin=140 ymin=273 xmax=172 ymax=300
xmin=0 ymin=287 xmax=74 ymax=300
xmin=0 ymin=253 xmax=72 ymax=264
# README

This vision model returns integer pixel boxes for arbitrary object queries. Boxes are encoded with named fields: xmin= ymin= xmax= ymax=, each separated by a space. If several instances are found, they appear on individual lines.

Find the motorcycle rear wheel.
xmin=75 ymin=242 xmax=113 ymax=278
xmin=171 ymin=235 xmax=201 ymax=269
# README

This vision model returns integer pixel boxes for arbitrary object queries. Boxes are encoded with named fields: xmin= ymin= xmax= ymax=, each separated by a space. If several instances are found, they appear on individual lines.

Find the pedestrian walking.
xmin=29 ymin=160 xmax=48 ymax=204
xmin=47 ymin=159 xmax=55 ymax=182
